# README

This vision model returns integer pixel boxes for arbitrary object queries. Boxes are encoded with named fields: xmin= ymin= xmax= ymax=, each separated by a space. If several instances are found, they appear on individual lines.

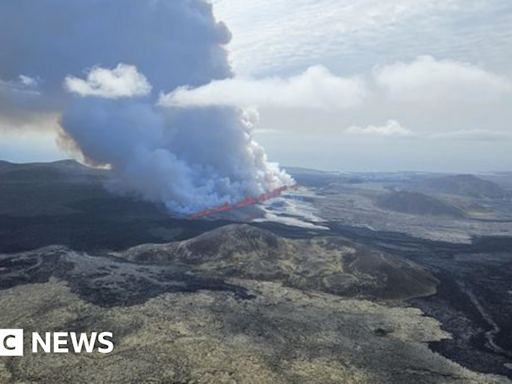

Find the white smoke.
xmin=0 ymin=0 xmax=292 ymax=214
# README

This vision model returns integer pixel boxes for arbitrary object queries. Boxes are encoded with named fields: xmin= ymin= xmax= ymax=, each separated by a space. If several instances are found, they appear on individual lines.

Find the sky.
xmin=1 ymin=0 xmax=512 ymax=172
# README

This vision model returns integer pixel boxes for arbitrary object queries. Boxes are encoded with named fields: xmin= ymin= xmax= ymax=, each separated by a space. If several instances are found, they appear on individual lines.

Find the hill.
xmin=0 ymin=160 xmax=110 ymax=216
xmin=121 ymin=224 xmax=439 ymax=300
xmin=0 ymin=159 xmax=107 ymax=183
xmin=377 ymin=191 xmax=464 ymax=217
xmin=422 ymin=174 xmax=510 ymax=199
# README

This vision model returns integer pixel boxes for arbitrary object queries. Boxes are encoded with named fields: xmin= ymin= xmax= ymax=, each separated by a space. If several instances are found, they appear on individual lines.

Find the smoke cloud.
xmin=0 ymin=0 xmax=292 ymax=214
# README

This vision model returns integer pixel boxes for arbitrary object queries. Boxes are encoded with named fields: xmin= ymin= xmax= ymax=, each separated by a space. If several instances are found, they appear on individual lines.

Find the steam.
xmin=0 ymin=0 xmax=292 ymax=214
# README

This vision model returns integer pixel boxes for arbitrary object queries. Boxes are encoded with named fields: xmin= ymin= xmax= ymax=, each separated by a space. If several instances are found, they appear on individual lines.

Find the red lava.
xmin=188 ymin=184 xmax=299 ymax=219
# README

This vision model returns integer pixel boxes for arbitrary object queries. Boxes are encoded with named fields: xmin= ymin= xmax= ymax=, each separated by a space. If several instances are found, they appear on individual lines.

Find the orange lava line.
xmin=188 ymin=183 xmax=299 ymax=219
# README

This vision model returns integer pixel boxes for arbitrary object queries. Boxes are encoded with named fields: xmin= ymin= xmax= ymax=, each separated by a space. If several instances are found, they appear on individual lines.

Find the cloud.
xmin=0 ymin=75 xmax=46 ymax=130
xmin=342 ymin=124 xmax=512 ymax=141
xmin=18 ymin=75 xmax=38 ymax=88
xmin=345 ymin=120 xmax=415 ymax=137
xmin=213 ymin=0 xmax=512 ymax=76
xmin=2 ymin=0 xmax=512 ymax=175
xmin=430 ymin=129 xmax=512 ymax=141
xmin=375 ymin=56 xmax=512 ymax=102
xmin=0 ymin=75 xmax=40 ymax=97
xmin=65 ymin=64 xmax=152 ymax=99
xmin=161 ymin=57 xmax=512 ymax=111
xmin=160 ymin=65 xmax=367 ymax=110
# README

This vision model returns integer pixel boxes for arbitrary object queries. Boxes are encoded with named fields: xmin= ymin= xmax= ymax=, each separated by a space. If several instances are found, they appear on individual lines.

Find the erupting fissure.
xmin=0 ymin=0 xmax=294 ymax=216
xmin=188 ymin=184 xmax=299 ymax=219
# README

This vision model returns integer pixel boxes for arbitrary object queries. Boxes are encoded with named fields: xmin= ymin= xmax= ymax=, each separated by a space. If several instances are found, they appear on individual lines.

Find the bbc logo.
xmin=0 ymin=329 xmax=24 ymax=356
xmin=0 ymin=330 xmax=114 ymax=356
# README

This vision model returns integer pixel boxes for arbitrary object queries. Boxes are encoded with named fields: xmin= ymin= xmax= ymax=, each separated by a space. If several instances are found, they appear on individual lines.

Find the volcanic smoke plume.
xmin=0 ymin=0 xmax=292 ymax=214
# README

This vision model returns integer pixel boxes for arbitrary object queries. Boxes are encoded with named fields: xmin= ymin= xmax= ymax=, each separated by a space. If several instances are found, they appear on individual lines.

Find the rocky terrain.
xmin=121 ymin=224 xmax=438 ymax=300
xmin=0 ymin=279 xmax=506 ymax=384
xmin=315 ymin=180 xmax=512 ymax=243
xmin=0 ymin=161 xmax=511 ymax=383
